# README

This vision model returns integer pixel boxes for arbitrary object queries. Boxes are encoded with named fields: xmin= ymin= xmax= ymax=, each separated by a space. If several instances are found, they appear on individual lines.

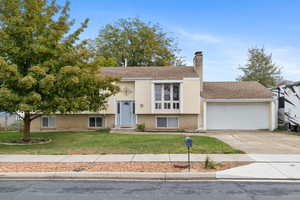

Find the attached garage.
xmin=206 ymin=102 xmax=270 ymax=130
xmin=202 ymin=81 xmax=276 ymax=131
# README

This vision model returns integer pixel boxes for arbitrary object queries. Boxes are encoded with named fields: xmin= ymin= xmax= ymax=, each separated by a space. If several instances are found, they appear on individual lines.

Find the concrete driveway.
xmin=206 ymin=131 xmax=300 ymax=154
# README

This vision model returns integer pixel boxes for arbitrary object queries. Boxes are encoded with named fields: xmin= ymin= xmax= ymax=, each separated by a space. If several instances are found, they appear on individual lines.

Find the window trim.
xmin=153 ymin=83 xmax=181 ymax=110
xmin=155 ymin=116 xmax=179 ymax=129
xmin=88 ymin=116 xmax=104 ymax=128
xmin=41 ymin=116 xmax=56 ymax=128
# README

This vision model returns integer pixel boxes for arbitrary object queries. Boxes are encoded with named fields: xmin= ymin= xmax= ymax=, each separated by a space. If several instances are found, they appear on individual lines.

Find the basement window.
xmin=156 ymin=117 xmax=179 ymax=128
xmin=41 ymin=116 xmax=56 ymax=128
xmin=89 ymin=117 xmax=103 ymax=128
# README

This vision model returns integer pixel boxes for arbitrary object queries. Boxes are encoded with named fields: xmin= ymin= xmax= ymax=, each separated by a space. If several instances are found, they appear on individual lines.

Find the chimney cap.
xmin=194 ymin=51 xmax=203 ymax=56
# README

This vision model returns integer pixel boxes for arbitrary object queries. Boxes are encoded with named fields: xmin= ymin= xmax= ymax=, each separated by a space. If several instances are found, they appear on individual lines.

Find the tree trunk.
xmin=22 ymin=112 xmax=31 ymax=142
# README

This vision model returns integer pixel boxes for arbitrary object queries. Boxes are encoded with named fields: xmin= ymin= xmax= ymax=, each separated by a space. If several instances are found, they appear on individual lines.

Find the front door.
xmin=119 ymin=101 xmax=135 ymax=127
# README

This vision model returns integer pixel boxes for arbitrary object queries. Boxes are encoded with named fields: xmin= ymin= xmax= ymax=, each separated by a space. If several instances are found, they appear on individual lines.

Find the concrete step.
xmin=111 ymin=127 xmax=136 ymax=132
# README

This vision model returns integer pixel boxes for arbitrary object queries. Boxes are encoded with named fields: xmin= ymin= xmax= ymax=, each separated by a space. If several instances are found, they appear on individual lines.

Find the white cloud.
xmin=175 ymin=28 xmax=222 ymax=44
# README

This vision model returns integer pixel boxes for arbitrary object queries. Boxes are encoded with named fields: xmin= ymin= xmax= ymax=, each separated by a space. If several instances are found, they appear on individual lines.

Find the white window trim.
xmin=155 ymin=116 xmax=179 ymax=128
xmin=153 ymin=83 xmax=181 ymax=111
xmin=41 ymin=116 xmax=56 ymax=128
xmin=88 ymin=116 xmax=104 ymax=128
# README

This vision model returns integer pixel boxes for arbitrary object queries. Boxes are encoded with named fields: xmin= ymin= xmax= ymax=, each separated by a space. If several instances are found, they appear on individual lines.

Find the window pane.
xmin=157 ymin=117 xmax=167 ymax=128
xmin=168 ymin=117 xmax=178 ymax=128
xmin=155 ymin=84 xmax=162 ymax=101
xmin=164 ymin=102 xmax=171 ymax=109
xmin=164 ymin=84 xmax=171 ymax=101
xmin=173 ymin=102 xmax=180 ymax=109
xmin=117 ymin=102 xmax=120 ymax=114
xmin=42 ymin=117 xmax=48 ymax=127
xmin=48 ymin=117 xmax=55 ymax=128
xmin=89 ymin=117 xmax=95 ymax=127
xmin=96 ymin=117 xmax=103 ymax=127
xmin=173 ymin=83 xmax=180 ymax=101
xmin=155 ymin=103 xmax=161 ymax=109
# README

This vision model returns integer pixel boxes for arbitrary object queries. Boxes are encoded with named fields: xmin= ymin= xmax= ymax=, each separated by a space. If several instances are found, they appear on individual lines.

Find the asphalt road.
xmin=1 ymin=180 xmax=300 ymax=200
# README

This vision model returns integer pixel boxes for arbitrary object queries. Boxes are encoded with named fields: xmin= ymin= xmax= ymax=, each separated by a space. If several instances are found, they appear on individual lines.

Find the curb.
xmin=0 ymin=172 xmax=216 ymax=180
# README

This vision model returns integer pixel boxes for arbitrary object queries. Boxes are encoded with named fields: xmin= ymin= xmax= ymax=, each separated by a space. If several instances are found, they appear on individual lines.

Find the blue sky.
xmin=59 ymin=0 xmax=300 ymax=81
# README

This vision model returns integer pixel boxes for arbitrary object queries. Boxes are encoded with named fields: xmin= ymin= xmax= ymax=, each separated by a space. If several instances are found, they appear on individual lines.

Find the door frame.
xmin=117 ymin=100 xmax=136 ymax=127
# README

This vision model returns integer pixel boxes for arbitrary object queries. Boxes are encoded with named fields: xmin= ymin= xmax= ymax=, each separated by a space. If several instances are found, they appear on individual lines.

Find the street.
xmin=1 ymin=180 xmax=300 ymax=200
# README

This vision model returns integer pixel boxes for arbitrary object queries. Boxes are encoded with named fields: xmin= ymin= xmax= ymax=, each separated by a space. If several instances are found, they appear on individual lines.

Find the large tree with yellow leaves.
xmin=0 ymin=0 xmax=119 ymax=141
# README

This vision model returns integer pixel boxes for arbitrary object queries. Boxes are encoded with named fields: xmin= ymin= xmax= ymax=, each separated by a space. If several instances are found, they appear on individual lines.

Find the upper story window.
xmin=154 ymin=83 xmax=180 ymax=110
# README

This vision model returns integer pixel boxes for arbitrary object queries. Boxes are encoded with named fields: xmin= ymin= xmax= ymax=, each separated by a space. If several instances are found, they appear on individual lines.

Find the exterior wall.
xmin=137 ymin=114 xmax=199 ymax=130
xmin=31 ymin=114 xmax=115 ymax=131
xmin=135 ymin=80 xmax=152 ymax=114
xmin=99 ymin=81 xmax=135 ymax=114
xmin=182 ymin=79 xmax=201 ymax=114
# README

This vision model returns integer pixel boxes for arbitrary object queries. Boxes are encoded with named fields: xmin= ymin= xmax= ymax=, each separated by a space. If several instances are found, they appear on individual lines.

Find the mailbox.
xmin=184 ymin=136 xmax=192 ymax=148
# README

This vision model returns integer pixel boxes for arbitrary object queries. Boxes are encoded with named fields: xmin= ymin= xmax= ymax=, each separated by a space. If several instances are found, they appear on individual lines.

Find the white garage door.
xmin=207 ymin=103 xmax=270 ymax=130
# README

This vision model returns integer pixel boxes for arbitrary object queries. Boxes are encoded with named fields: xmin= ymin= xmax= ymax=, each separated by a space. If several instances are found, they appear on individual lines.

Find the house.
xmin=0 ymin=112 xmax=19 ymax=130
xmin=31 ymin=51 xmax=276 ymax=131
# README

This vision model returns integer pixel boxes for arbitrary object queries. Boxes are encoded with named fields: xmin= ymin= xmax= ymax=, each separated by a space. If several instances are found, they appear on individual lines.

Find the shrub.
xmin=136 ymin=123 xmax=145 ymax=132
xmin=204 ymin=156 xmax=216 ymax=169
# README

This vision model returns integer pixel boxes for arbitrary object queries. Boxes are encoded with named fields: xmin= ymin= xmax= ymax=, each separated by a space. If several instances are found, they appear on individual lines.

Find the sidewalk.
xmin=0 ymin=154 xmax=299 ymax=163
xmin=0 ymin=154 xmax=252 ymax=163
xmin=1 ymin=154 xmax=300 ymax=180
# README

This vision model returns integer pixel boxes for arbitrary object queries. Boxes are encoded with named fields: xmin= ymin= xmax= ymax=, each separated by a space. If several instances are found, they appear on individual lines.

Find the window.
xmin=156 ymin=117 xmax=179 ymax=128
xmin=89 ymin=117 xmax=103 ymax=128
xmin=154 ymin=83 xmax=180 ymax=110
xmin=41 ymin=116 xmax=56 ymax=128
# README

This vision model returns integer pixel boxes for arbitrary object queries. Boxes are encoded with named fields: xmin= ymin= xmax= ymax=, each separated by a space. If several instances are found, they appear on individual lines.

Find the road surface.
xmin=1 ymin=180 xmax=300 ymax=200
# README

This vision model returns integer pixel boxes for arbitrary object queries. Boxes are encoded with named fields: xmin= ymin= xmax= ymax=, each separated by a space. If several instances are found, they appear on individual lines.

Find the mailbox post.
xmin=184 ymin=136 xmax=192 ymax=172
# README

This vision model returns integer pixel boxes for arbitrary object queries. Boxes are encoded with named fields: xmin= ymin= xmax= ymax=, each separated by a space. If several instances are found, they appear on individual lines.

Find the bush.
xmin=204 ymin=156 xmax=216 ymax=169
xmin=136 ymin=123 xmax=145 ymax=132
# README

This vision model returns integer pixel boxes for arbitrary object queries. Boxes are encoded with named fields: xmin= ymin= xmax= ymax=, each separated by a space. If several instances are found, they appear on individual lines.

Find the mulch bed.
xmin=0 ymin=138 xmax=51 ymax=145
xmin=0 ymin=162 xmax=251 ymax=173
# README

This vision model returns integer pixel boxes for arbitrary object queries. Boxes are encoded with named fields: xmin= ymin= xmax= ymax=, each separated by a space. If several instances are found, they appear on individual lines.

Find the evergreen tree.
xmin=237 ymin=47 xmax=282 ymax=87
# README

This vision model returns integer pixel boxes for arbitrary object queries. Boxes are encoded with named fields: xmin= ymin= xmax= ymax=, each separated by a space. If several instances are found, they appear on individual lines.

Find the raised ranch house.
xmin=31 ymin=52 xmax=276 ymax=132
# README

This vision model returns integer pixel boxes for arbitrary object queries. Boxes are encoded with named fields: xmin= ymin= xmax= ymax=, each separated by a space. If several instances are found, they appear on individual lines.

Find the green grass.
xmin=0 ymin=131 xmax=244 ymax=154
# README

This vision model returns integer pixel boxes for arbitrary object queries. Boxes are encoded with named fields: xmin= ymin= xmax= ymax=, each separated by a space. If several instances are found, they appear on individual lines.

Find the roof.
xmin=99 ymin=66 xmax=199 ymax=80
xmin=202 ymin=81 xmax=273 ymax=99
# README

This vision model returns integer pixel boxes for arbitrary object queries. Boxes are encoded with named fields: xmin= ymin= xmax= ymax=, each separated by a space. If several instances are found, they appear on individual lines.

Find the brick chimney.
xmin=193 ymin=51 xmax=203 ymax=91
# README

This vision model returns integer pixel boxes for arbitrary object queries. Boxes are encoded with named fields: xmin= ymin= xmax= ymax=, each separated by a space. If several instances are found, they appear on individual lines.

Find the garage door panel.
xmin=207 ymin=103 xmax=269 ymax=130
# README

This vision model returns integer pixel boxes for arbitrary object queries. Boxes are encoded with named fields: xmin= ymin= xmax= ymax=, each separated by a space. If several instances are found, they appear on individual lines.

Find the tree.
xmin=237 ymin=47 xmax=282 ymax=87
xmin=93 ymin=17 xmax=184 ymax=66
xmin=0 ymin=0 xmax=119 ymax=142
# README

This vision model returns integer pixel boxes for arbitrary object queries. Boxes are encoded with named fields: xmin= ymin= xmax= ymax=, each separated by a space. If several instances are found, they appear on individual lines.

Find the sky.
xmin=58 ymin=0 xmax=300 ymax=81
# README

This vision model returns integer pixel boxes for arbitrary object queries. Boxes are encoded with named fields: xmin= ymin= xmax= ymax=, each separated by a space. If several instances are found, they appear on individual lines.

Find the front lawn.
xmin=0 ymin=131 xmax=243 ymax=154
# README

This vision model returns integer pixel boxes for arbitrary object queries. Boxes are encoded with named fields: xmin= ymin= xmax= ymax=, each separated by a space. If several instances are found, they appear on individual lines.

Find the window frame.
xmin=156 ymin=116 xmax=179 ymax=128
xmin=88 ymin=116 xmax=104 ymax=128
xmin=41 ymin=116 xmax=56 ymax=128
xmin=154 ymin=83 xmax=180 ymax=110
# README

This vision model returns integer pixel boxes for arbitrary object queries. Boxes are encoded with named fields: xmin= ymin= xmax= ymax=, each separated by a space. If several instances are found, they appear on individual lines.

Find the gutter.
xmin=204 ymin=98 xmax=275 ymax=103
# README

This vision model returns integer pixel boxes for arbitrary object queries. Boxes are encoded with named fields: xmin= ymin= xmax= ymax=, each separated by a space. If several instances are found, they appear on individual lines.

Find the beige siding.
xmin=31 ymin=114 xmax=115 ymax=131
xmin=99 ymin=81 xmax=135 ymax=114
xmin=182 ymin=79 xmax=201 ymax=114
xmin=135 ymin=80 xmax=152 ymax=114
xmin=137 ymin=114 xmax=199 ymax=130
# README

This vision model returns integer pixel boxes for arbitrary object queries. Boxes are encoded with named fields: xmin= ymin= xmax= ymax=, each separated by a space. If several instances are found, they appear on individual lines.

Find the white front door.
xmin=118 ymin=101 xmax=135 ymax=127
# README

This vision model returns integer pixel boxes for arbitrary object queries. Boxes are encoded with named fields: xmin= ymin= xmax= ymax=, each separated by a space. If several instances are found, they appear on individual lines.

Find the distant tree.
xmin=237 ymin=47 xmax=282 ymax=87
xmin=93 ymin=17 xmax=184 ymax=66
xmin=0 ymin=0 xmax=119 ymax=142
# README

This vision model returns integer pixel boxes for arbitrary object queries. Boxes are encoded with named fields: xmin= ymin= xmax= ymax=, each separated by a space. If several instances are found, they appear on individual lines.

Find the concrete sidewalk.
xmin=1 ymin=154 xmax=300 ymax=180
xmin=0 ymin=154 xmax=252 ymax=163
xmin=0 ymin=154 xmax=299 ymax=163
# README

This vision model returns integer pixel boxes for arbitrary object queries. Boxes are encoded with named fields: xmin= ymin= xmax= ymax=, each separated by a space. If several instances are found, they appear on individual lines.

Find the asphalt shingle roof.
xmin=99 ymin=66 xmax=198 ymax=80
xmin=202 ymin=81 xmax=273 ymax=99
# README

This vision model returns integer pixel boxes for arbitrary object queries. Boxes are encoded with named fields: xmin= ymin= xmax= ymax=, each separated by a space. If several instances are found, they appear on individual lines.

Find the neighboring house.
xmin=272 ymin=81 xmax=300 ymax=131
xmin=0 ymin=112 xmax=19 ymax=129
xmin=31 ymin=52 xmax=276 ymax=131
